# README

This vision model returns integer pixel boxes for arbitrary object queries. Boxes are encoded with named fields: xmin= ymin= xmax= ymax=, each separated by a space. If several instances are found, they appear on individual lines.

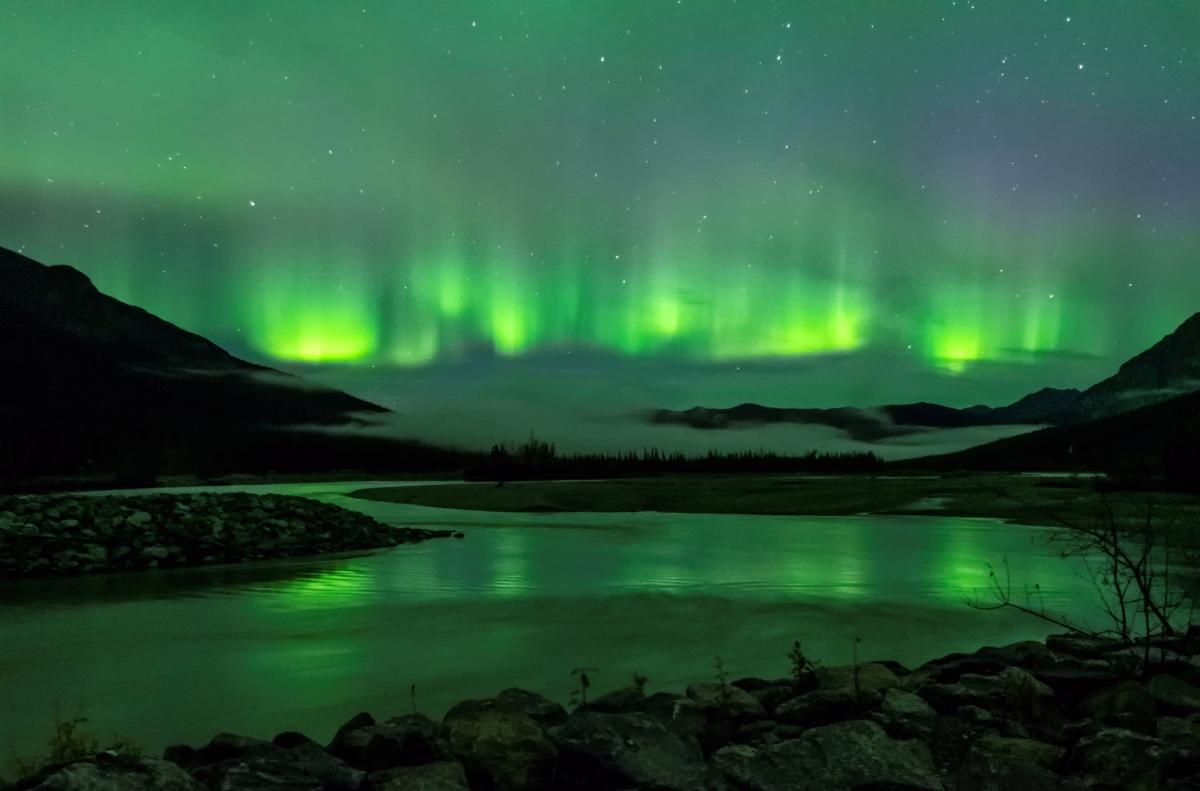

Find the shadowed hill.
xmin=650 ymin=312 xmax=1200 ymax=483
xmin=647 ymin=388 xmax=1079 ymax=441
xmin=898 ymin=389 xmax=1200 ymax=487
xmin=1067 ymin=312 xmax=1200 ymax=421
xmin=898 ymin=313 xmax=1200 ymax=482
xmin=0 ymin=247 xmax=466 ymax=486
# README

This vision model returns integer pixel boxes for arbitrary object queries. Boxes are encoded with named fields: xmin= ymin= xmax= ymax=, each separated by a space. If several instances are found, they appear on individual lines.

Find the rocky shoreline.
xmin=0 ymin=493 xmax=460 ymax=577
xmin=10 ymin=632 xmax=1200 ymax=790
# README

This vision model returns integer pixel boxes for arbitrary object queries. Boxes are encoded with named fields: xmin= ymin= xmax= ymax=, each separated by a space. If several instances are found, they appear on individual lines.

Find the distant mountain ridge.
xmin=0 ymin=247 xmax=464 ymax=485
xmin=1068 ymin=312 xmax=1200 ymax=421
xmin=649 ymin=312 xmax=1200 ymax=442
xmin=648 ymin=388 xmax=1081 ymax=442
xmin=902 ymin=389 xmax=1200 ymax=485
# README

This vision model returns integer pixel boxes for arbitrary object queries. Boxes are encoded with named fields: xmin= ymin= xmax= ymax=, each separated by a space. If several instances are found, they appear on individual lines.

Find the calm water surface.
xmin=0 ymin=481 xmax=1101 ymax=756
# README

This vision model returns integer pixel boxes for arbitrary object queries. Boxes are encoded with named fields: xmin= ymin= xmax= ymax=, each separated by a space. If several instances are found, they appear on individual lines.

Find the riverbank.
xmin=10 ymin=632 xmax=1200 ymax=790
xmin=0 ymin=493 xmax=460 ymax=577
xmin=350 ymin=472 xmax=1200 ymax=526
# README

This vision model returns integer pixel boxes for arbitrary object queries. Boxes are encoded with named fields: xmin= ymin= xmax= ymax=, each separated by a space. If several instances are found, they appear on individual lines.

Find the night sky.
xmin=3 ymin=2 xmax=1198 ymax=451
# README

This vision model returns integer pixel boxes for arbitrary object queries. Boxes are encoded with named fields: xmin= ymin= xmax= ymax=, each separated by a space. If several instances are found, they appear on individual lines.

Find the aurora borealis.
xmin=2 ymin=2 xmax=1199 ymax=424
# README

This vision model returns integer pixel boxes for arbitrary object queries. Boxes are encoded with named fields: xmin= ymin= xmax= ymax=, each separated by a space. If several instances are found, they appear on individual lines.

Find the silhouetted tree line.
xmin=463 ymin=438 xmax=884 ymax=481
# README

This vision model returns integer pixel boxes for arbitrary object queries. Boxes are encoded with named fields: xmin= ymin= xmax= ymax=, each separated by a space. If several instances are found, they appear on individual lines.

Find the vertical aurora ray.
xmin=0 ymin=0 xmax=1194 ymax=390
xmin=240 ymin=252 xmax=381 ymax=363
xmin=209 ymin=236 xmax=1124 ymax=369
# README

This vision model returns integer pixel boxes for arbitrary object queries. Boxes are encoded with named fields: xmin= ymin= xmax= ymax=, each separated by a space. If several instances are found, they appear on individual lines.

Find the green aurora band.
xmin=1 ymin=2 xmax=1197 ymax=380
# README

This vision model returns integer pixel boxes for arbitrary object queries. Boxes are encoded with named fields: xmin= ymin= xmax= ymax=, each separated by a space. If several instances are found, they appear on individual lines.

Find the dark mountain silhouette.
xmin=976 ymin=387 xmax=1083 ymax=424
xmin=1066 ymin=312 xmax=1200 ymax=421
xmin=899 ymin=312 xmax=1200 ymax=482
xmin=647 ymin=388 xmax=1080 ymax=442
xmin=0 ymin=247 xmax=467 ymax=486
xmin=899 ymin=389 xmax=1200 ymax=487
xmin=650 ymin=311 xmax=1200 ymax=448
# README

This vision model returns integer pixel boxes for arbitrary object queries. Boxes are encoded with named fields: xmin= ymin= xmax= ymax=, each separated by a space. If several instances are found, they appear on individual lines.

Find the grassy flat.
xmin=351 ymin=474 xmax=1200 ymax=527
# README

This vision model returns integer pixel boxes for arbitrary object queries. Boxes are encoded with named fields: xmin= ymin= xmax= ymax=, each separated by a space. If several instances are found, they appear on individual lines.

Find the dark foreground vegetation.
xmin=9 ymin=630 xmax=1200 ymax=791
xmin=464 ymin=439 xmax=883 ymax=481
xmin=0 ymin=493 xmax=458 ymax=578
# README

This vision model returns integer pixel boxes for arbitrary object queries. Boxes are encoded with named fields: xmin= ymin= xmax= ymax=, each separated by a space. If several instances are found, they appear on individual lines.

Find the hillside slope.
xmin=0 ymin=247 xmax=463 ymax=484
xmin=901 ymin=389 xmax=1200 ymax=485
xmin=1068 ymin=312 xmax=1200 ymax=421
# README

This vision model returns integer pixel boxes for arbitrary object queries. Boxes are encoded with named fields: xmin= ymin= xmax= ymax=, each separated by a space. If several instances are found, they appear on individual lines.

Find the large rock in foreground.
xmin=14 ymin=633 xmax=1200 ymax=791
xmin=439 ymin=697 xmax=558 ymax=791
xmin=22 ymin=754 xmax=205 ymax=791
xmin=551 ymin=710 xmax=708 ymax=790
xmin=712 ymin=719 xmax=941 ymax=791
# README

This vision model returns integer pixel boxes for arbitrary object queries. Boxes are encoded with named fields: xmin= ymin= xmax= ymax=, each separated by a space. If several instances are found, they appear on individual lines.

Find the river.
xmin=0 ymin=480 xmax=1101 ymax=758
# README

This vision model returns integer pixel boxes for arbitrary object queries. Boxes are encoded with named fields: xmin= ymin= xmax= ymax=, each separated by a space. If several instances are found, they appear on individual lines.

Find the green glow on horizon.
xmin=212 ymin=248 xmax=1096 ymax=368
xmin=1 ymin=1 xmax=1194 ymax=383
xmin=243 ymin=258 xmax=380 ymax=363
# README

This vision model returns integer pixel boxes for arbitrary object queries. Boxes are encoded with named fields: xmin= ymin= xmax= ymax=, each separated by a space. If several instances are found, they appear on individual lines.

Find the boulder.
xmin=982 ymin=641 xmax=1061 ymax=670
xmin=276 ymin=740 xmax=364 ymax=790
xmin=491 ymin=689 xmax=569 ymax=728
xmin=897 ymin=668 xmax=939 ymax=694
xmin=1045 ymin=634 xmax=1126 ymax=659
xmin=920 ymin=654 xmax=1006 ymax=684
xmin=1080 ymin=680 xmax=1156 ymax=725
xmin=328 ymin=714 xmax=437 ymax=770
xmin=1034 ymin=667 xmax=1123 ymax=702
xmin=194 ymin=758 xmax=325 ymax=790
xmin=923 ymin=668 xmax=1053 ymax=715
xmin=874 ymin=688 xmax=938 ymax=739
xmin=973 ymin=734 xmax=1064 ymax=769
xmin=731 ymin=679 xmax=798 ymax=714
xmin=711 ymin=719 xmax=941 ymax=791
xmin=439 ymin=701 xmax=556 ymax=791
xmin=174 ymin=732 xmax=362 ymax=791
xmin=774 ymin=688 xmax=881 ymax=727
xmin=1072 ymin=728 xmax=1165 ymax=790
xmin=585 ymin=686 xmax=646 ymax=714
xmin=1151 ymin=675 xmax=1200 ymax=716
xmin=998 ymin=667 xmax=1055 ymax=697
xmin=641 ymin=693 xmax=713 ymax=752
xmin=882 ymin=688 xmax=937 ymax=721
xmin=1159 ymin=716 xmax=1200 ymax=745
xmin=550 ymin=710 xmax=706 ymax=791
xmin=816 ymin=662 xmax=900 ymax=693
xmin=328 ymin=712 xmax=376 ymax=756
xmin=364 ymin=761 xmax=470 ymax=791
xmin=997 ymin=667 xmax=1057 ymax=721
xmin=921 ymin=682 xmax=999 ymax=711
xmin=686 ymin=682 xmax=767 ymax=721
xmin=921 ymin=643 xmax=1056 ymax=686
xmin=25 ymin=755 xmax=206 ymax=791
xmin=732 ymin=719 xmax=785 ymax=747
xmin=952 ymin=747 xmax=1068 ymax=791
xmin=171 ymin=732 xmax=277 ymax=768
xmin=269 ymin=732 xmax=311 ymax=749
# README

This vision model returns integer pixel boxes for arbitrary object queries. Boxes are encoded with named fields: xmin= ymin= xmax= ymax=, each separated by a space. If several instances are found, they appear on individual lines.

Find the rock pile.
xmin=11 ymin=632 xmax=1200 ymax=789
xmin=0 ymin=493 xmax=459 ymax=577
